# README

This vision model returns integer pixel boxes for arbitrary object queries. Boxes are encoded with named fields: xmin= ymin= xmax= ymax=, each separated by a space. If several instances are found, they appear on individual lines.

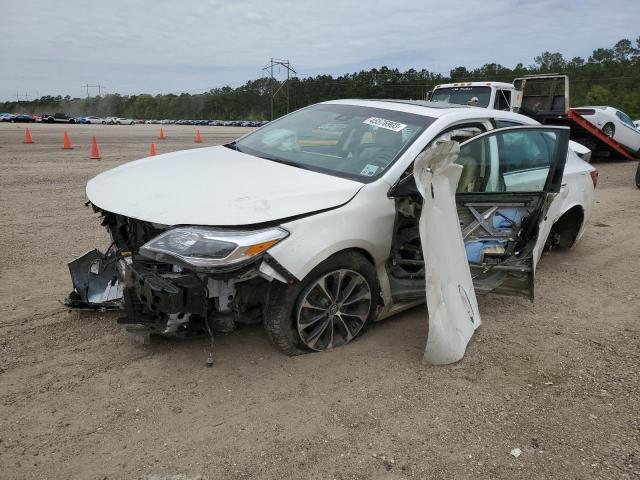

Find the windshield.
xmin=233 ymin=103 xmax=435 ymax=181
xmin=431 ymin=86 xmax=492 ymax=108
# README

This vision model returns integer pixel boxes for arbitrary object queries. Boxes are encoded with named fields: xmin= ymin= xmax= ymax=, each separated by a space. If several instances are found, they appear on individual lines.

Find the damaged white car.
xmin=66 ymin=100 xmax=596 ymax=363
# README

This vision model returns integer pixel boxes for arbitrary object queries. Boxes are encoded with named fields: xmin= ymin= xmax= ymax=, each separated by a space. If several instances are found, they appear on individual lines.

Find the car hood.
xmin=86 ymin=145 xmax=363 ymax=226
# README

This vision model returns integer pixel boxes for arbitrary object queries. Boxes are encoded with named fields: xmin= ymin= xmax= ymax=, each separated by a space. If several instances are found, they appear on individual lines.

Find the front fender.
xmin=268 ymin=181 xmax=396 ymax=282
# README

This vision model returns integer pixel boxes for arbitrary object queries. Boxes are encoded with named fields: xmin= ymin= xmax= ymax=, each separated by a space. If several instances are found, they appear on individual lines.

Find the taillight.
xmin=590 ymin=170 xmax=599 ymax=188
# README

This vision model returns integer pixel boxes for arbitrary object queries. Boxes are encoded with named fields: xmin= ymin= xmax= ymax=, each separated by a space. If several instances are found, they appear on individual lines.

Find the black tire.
xmin=635 ymin=162 xmax=640 ymax=189
xmin=263 ymin=251 xmax=379 ymax=355
xmin=603 ymin=122 xmax=615 ymax=138
xmin=47 ymin=118 xmax=54 ymax=123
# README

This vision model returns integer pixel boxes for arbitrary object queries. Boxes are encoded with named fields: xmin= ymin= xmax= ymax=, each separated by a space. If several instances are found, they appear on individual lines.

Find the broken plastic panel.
xmin=65 ymin=248 xmax=124 ymax=309
xmin=414 ymin=139 xmax=482 ymax=365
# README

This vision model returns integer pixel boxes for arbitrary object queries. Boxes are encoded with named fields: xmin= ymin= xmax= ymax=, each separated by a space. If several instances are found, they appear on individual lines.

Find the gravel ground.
xmin=0 ymin=122 xmax=639 ymax=480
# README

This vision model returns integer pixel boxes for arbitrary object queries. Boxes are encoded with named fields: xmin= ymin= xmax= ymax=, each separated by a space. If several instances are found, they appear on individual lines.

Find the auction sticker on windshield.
xmin=363 ymin=117 xmax=407 ymax=132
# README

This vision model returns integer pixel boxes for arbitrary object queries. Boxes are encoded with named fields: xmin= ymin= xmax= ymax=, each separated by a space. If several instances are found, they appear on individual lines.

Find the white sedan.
xmin=115 ymin=117 xmax=135 ymax=125
xmin=85 ymin=116 xmax=106 ymax=124
xmin=66 ymin=100 xmax=596 ymax=364
xmin=574 ymin=106 xmax=640 ymax=153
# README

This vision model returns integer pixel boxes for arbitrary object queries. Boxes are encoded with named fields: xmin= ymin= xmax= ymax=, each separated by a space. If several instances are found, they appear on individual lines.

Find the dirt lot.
xmin=0 ymin=122 xmax=639 ymax=480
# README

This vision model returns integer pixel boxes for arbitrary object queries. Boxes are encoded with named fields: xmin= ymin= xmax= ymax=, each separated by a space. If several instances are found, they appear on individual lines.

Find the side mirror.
xmin=389 ymin=173 xmax=421 ymax=198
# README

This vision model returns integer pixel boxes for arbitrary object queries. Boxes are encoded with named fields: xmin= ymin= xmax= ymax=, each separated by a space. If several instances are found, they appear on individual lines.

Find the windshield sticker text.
xmin=360 ymin=164 xmax=380 ymax=176
xmin=363 ymin=117 xmax=407 ymax=132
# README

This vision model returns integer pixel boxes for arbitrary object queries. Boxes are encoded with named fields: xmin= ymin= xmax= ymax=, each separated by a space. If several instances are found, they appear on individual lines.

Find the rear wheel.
xmin=603 ymin=123 xmax=615 ymax=138
xmin=635 ymin=162 xmax=640 ymax=189
xmin=263 ymin=251 xmax=378 ymax=355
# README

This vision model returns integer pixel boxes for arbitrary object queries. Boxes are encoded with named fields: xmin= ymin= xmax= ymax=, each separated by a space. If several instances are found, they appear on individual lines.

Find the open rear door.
xmin=415 ymin=126 xmax=569 ymax=364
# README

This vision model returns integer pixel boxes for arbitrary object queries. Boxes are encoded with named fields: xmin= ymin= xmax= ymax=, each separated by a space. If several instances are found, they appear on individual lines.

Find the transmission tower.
xmin=82 ymin=83 xmax=105 ymax=97
xmin=262 ymin=58 xmax=296 ymax=120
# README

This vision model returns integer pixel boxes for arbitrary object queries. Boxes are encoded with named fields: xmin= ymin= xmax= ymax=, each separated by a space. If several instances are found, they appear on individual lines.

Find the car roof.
xmin=323 ymin=98 xmax=474 ymax=118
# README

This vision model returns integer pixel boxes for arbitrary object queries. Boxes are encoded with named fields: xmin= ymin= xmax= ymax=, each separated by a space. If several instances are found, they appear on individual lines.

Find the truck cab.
xmin=429 ymin=75 xmax=569 ymax=119
xmin=429 ymin=81 xmax=519 ymax=111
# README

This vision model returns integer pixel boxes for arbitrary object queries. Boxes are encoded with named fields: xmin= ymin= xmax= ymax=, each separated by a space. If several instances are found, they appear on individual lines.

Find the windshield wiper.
xmin=225 ymin=143 xmax=311 ymax=171
xmin=224 ymin=142 xmax=244 ymax=153
xmin=258 ymin=155 xmax=313 ymax=171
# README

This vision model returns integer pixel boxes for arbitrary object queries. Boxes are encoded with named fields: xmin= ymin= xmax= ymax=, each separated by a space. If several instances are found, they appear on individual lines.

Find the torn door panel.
xmin=65 ymin=247 xmax=124 ymax=309
xmin=414 ymin=140 xmax=481 ymax=365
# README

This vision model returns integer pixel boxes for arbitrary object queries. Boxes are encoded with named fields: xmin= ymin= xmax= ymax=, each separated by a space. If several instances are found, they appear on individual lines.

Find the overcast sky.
xmin=1 ymin=0 xmax=638 ymax=101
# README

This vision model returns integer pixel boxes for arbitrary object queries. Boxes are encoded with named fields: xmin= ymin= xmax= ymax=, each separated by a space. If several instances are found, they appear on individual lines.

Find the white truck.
xmin=429 ymin=74 xmax=570 ymax=119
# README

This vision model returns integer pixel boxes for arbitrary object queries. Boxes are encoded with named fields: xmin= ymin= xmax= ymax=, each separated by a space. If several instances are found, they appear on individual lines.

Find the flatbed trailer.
xmin=513 ymin=75 xmax=637 ymax=161
xmin=530 ymin=109 xmax=636 ymax=161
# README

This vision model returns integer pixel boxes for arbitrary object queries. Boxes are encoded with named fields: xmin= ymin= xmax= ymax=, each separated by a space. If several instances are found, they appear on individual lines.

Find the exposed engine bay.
xmin=65 ymin=207 xmax=288 ymax=343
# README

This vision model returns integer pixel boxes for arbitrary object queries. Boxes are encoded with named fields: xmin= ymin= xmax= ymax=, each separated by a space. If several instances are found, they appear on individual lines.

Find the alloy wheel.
xmin=296 ymin=269 xmax=372 ymax=351
xmin=603 ymin=123 xmax=615 ymax=138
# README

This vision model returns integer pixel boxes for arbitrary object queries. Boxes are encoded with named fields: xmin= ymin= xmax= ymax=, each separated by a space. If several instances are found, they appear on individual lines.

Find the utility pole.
xmin=82 ymin=83 xmax=105 ymax=97
xmin=262 ymin=58 xmax=296 ymax=120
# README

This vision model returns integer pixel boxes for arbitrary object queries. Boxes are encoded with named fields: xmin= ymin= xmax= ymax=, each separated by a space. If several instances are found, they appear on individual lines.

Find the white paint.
xmin=414 ymin=140 xmax=481 ymax=365
xmin=86 ymin=145 xmax=362 ymax=226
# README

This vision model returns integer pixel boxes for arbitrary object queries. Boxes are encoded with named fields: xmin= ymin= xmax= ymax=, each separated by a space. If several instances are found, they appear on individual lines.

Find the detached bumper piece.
xmin=125 ymin=263 xmax=206 ymax=315
xmin=65 ymin=248 xmax=124 ymax=310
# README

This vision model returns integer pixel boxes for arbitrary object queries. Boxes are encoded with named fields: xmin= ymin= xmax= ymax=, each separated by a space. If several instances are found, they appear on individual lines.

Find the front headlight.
xmin=139 ymin=226 xmax=288 ymax=268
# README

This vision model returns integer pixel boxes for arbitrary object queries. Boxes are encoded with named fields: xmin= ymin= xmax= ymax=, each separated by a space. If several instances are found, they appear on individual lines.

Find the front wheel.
xmin=603 ymin=123 xmax=615 ymax=138
xmin=263 ymin=251 xmax=378 ymax=355
xmin=635 ymin=162 xmax=640 ymax=189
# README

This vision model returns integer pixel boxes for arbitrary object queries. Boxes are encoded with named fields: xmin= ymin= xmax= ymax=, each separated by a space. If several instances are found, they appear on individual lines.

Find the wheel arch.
xmin=550 ymin=204 xmax=585 ymax=249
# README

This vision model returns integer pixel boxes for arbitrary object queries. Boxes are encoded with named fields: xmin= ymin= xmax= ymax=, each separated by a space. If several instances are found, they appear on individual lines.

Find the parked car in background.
xmin=573 ymin=106 xmax=640 ymax=154
xmin=115 ymin=117 xmax=135 ymax=125
xmin=67 ymin=100 xmax=596 ymax=360
xmin=75 ymin=116 xmax=89 ymax=124
xmin=11 ymin=114 xmax=36 ymax=123
xmin=0 ymin=113 xmax=15 ymax=122
xmin=42 ymin=113 xmax=75 ymax=123
xmin=85 ymin=116 xmax=106 ymax=124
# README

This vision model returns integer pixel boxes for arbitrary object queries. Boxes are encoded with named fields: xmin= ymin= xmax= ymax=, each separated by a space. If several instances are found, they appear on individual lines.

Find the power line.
xmin=82 ymin=83 xmax=105 ymax=97
xmin=262 ymin=58 xmax=296 ymax=120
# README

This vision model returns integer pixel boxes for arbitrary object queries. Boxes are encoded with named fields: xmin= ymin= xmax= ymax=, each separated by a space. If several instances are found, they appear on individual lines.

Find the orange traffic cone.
xmin=195 ymin=129 xmax=202 ymax=143
xmin=63 ymin=131 xmax=73 ymax=149
xmin=24 ymin=128 xmax=33 ymax=144
xmin=159 ymin=128 xmax=165 ymax=140
xmin=90 ymin=135 xmax=101 ymax=160
xmin=149 ymin=143 xmax=156 ymax=156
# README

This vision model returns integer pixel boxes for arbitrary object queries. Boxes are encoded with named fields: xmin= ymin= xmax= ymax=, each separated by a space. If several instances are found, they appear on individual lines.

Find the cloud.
xmin=0 ymin=0 xmax=638 ymax=100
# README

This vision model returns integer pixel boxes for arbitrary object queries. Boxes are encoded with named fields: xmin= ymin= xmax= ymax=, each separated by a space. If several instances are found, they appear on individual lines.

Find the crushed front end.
xmin=66 ymin=206 xmax=291 ymax=343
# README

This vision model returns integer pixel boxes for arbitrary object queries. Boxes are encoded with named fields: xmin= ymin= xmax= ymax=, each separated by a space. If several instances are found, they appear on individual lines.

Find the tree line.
xmin=2 ymin=37 xmax=640 ymax=120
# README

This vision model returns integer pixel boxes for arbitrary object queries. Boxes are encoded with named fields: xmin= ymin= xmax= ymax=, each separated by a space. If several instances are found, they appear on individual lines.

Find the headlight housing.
xmin=139 ymin=226 xmax=288 ymax=269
